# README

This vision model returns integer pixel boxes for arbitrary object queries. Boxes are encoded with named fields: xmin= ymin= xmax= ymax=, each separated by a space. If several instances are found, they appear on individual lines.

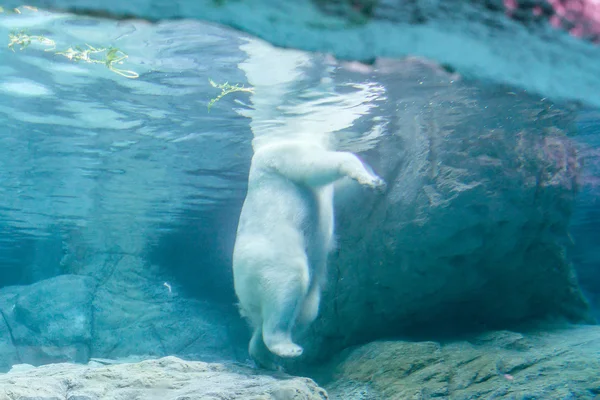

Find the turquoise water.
xmin=0 ymin=11 xmax=253 ymax=284
xmin=0 ymin=6 xmax=599 ymax=399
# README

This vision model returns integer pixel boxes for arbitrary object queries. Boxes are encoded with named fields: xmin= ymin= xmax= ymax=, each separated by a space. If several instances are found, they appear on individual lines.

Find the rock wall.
xmin=290 ymin=62 xmax=592 ymax=365
xmin=570 ymin=116 xmax=600 ymax=319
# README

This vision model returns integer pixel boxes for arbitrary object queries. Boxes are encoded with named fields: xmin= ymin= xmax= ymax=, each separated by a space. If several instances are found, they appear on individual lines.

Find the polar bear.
xmin=232 ymin=140 xmax=385 ymax=368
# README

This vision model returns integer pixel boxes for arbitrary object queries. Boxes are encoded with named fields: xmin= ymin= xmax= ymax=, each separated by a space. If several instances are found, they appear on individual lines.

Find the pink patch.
xmin=571 ymin=24 xmax=585 ymax=36
xmin=507 ymin=0 xmax=600 ymax=41
xmin=504 ymin=0 xmax=518 ymax=11
xmin=550 ymin=14 xmax=563 ymax=27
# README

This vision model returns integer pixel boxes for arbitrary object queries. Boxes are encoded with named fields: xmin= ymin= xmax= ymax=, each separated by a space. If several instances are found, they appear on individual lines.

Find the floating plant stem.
xmin=7 ymin=31 xmax=139 ymax=79
xmin=207 ymin=78 xmax=254 ymax=111
xmin=0 ymin=6 xmax=21 ymax=14
xmin=56 ymin=45 xmax=139 ymax=78
xmin=0 ymin=5 xmax=38 ymax=14
xmin=0 ymin=6 xmax=19 ymax=13
xmin=8 ymin=30 xmax=55 ymax=51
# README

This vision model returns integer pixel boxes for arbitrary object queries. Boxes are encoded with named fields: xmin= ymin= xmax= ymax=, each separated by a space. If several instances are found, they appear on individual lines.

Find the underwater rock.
xmin=323 ymin=325 xmax=600 ymax=399
xmin=0 ymin=290 xmax=20 ymax=372
xmin=0 ymin=256 xmax=247 ymax=371
xmin=569 ymin=133 xmax=600 ymax=319
xmin=0 ymin=275 xmax=94 ymax=367
xmin=290 ymin=80 xmax=593 ymax=365
xmin=572 ymin=212 xmax=600 ymax=319
xmin=87 ymin=253 xmax=245 ymax=361
xmin=14 ymin=275 xmax=94 ymax=346
xmin=0 ymin=355 xmax=328 ymax=400
xmin=5 ymin=0 xmax=600 ymax=107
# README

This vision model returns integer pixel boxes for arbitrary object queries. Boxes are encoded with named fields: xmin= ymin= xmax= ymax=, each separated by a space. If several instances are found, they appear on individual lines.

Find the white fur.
xmin=232 ymin=140 xmax=385 ymax=367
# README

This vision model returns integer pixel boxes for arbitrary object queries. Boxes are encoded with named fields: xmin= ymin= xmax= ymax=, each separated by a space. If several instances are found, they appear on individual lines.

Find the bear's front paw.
xmin=361 ymin=176 xmax=386 ymax=192
xmin=372 ymin=177 xmax=387 ymax=192
xmin=357 ymin=175 xmax=379 ymax=187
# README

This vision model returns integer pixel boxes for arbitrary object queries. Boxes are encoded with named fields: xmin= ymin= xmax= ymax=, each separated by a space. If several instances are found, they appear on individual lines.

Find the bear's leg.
xmin=261 ymin=259 xmax=309 ymax=358
xmin=248 ymin=326 xmax=277 ymax=369
xmin=297 ymin=284 xmax=321 ymax=328
xmin=272 ymin=148 xmax=386 ymax=190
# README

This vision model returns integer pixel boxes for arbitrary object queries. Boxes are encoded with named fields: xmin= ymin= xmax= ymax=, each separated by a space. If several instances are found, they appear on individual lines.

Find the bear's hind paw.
xmin=269 ymin=342 xmax=304 ymax=358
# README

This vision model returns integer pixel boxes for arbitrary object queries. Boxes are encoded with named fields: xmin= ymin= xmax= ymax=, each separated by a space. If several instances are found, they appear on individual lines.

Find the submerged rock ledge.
xmin=0 ymin=356 xmax=327 ymax=400
xmin=323 ymin=325 xmax=600 ymax=399
xmin=2 ymin=326 xmax=599 ymax=400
